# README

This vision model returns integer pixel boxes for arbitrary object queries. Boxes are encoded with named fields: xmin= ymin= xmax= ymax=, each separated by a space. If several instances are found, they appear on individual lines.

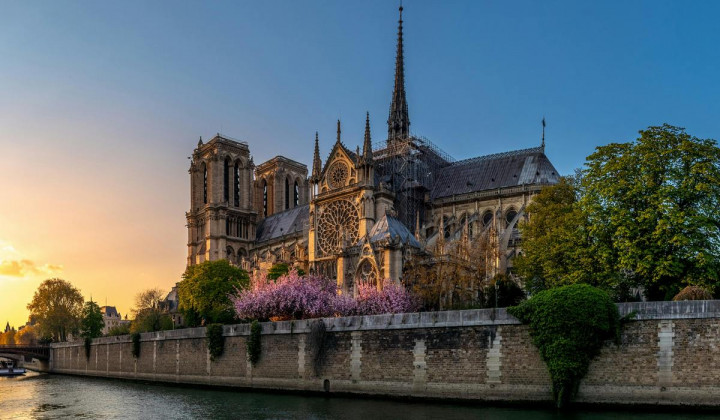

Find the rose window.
xmin=316 ymin=199 xmax=359 ymax=256
xmin=327 ymin=162 xmax=349 ymax=189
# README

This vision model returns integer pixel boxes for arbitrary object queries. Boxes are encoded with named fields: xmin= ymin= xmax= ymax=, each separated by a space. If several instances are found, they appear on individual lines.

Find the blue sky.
xmin=1 ymin=0 xmax=719 ymax=325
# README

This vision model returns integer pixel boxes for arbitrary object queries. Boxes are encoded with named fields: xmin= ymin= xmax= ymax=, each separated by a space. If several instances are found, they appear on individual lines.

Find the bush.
xmin=247 ymin=320 xmax=262 ymax=366
xmin=508 ymin=284 xmax=619 ymax=408
xmin=232 ymin=271 xmax=420 ymax=320
xmin=206 ymin=324 xmax=225 ymax=361
xmin=131 ymin=333 xmax=141 ymax=358
xmin=673 ymin=285 xmax=713 ymax=301
xmin=107 ymin=323 xmax=131 ymax=337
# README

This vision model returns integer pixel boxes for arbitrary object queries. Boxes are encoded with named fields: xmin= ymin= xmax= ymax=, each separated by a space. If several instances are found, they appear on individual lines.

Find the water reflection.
xmin=0 ymin=373 xmax=717 ymax=420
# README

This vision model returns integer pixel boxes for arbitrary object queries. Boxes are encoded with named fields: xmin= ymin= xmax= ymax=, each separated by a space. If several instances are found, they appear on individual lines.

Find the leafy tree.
xmin=485 ymin=274 xmax=526 ymax=308
xmin=514 ymin=177 xmax=613 ymax=294
xmin=107 ymin=323 xmax=131 ymax=336
xmin=0 ymin=328 xmax=16 ymax=345
xmin=508 ymin=284 xmax=620 ymax=408
xmin=17 ymin=325 xmax=38 ymax=345
xmin=130 ymin=288 xmax=173 ymax=333
xmin=80 ymin=300 xmax=105 ymax=339
xmin=268 ymin=262 xmax=305 ymax=280
xmin=581 ymin=124 xmax=720 ymax=300
xmin=179 ymin=259 xmax=249 ymax=326
xmin=27 ymin=278 xmax=84 ymax=342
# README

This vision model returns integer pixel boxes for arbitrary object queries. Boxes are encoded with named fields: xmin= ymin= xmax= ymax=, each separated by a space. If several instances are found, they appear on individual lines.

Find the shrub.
xmin=247 ymin=320 xmax=262 ymax=366
xmin=673 ymin=285 xmax=713 ymax=301
xmin=508 ymin=284 xmax=619 ymax=408
xmin=131 ymin=333 xmax=141 ymax=358
xmin=232 ymin=271 xmax=420 ymax=320
xmin=107 ymin=323 xmax=131 ymax=337
xmin=206 ymin=324 xmax=225 ymax=361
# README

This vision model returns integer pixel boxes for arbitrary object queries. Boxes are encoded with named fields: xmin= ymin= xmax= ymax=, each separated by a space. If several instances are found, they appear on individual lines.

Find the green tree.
xmin=514 ymin=177 xmax=615 ymax=294
xmin=80 ymin=300 xmax=104 ymax=339
xmin=178 ymin=259 xmax=249 ymax=326
xmin=130 ymin=288 xmax=173 ymax=333
xmin=267 ymin=263 xmax=305 ymax=280
xmin=581 ymin=124 xmax=720 ymax=300
xmin=107 ymin=323 xmax=131 ymax=336
xmin=26 ymin=278 xmax=84 ymax=342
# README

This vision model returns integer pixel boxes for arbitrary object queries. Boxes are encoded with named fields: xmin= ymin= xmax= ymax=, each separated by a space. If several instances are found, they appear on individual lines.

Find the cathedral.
xmin=185 ymin=6 xmax=559 ymax=295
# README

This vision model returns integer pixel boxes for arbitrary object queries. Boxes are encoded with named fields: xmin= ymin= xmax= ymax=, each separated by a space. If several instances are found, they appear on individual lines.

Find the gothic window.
xmin=482 ymin=210 xmax=493 ymax=226
xmin=262 ymin=180 xmax=268 ymax=217
xmin=316 ymin=199 xmax=360 ymax=256
xmin=223 ymin=158 xmax=230 ymax=202
xmin=356 ymin=259 xmax=378 ymax=287
xmin=506 ymin=208 xmax=518 ymax=228
xmin=285 ymin=178 xmax=290 ymax=210
xmin=226 ymin=246 xmax=234 ymax=260
xmin=203 ymin=167 xmax=208 ymax=204
xmin=443 ymin=216 xmax=451 ymax=239
xmin=234 ymin=163 xmax=240 ymax=207
xmin=294 ymin=180 xmax=299 ymax=207
xmin=327 ymin=161 xmax=349 ymax=189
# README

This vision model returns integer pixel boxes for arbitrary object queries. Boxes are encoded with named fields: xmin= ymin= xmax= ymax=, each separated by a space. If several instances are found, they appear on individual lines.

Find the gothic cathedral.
xmin=185 ymin=6 xmax=560 ymax=295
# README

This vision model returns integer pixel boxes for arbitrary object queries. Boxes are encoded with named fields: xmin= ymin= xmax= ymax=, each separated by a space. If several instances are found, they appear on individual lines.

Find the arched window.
xmin=443 ymin=216 xmax=451 ymax=239
xmin=506 ymin=208 xmax=518 ymax=228
xmin=285 ymin=178 xmax=290 ymax=210
xmin=294 ymin=180 xmax=299 ymax=207
xmin=262 ymin=180 xmax=268 ymax=217
xmin=203 ymin=167 xmax=208 ymax=204
xmin=234 ymin=163 xmax=240 ymax=207
xmin=223 ymin=158 xmax=230 ymax=202
xmin=482 ymin=210 xmax=493 ymax=226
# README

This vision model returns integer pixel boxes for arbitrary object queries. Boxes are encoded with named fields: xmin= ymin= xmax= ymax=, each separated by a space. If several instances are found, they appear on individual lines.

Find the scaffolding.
xmin=372 ymin=135 xmax=454 ymax=234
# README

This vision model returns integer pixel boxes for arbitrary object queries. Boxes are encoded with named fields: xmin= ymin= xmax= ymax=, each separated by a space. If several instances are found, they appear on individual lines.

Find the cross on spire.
xmin=387 ymin=4 xmax=410 ymax=142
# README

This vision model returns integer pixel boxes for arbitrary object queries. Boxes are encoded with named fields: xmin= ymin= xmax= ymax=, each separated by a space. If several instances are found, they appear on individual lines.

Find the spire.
xmin=387 ymin=4 xmax=410 ymax=142
xmin=312 ymin=132 xmax=322 ymax=182
xmin=541 ymin=117 xmax=546 ymax=148
xmin=362 ymin=112 xmax=373 ymax=163
xmin=336 ymin=119 xmax=342 ymax=144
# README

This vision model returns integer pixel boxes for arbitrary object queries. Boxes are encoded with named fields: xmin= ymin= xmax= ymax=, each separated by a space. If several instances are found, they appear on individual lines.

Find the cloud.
xmin=0 ymin=259 xmax=63 ymax=277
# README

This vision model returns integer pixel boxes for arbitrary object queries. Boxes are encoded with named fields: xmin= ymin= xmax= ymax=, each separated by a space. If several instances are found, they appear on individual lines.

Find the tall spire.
xmin=336 ymin=119 xmax=342 ymax=144
xmin=312 ymin=131 xmax=322 ymax=182
xmin=387 ymin=4 xmax=410 ymax=142
xmin=541 ymin=117 xmax=546 ymax=148
xmin=362 ymin=112 xmax=373 ymax=163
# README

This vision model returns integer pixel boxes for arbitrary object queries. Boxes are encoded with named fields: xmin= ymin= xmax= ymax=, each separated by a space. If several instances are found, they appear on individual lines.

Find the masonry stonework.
xmin=49 ymin=301 xmax=720 ymax=407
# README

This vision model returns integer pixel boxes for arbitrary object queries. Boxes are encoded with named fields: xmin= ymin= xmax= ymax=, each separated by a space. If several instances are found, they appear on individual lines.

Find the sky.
xmin=1 ymin=0 xmax=719 ymax=328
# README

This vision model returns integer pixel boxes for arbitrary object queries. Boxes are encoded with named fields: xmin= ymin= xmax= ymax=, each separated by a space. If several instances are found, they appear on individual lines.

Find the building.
xmin=185 ymin=6 xmax=559 ymax=295
xmin=100 ymin=306 xmax=130 ymax=335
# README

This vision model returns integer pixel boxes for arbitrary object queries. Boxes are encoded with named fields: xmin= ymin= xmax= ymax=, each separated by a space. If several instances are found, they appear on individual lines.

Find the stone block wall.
xmin=49 ymin=301 xmax=720 ymax=407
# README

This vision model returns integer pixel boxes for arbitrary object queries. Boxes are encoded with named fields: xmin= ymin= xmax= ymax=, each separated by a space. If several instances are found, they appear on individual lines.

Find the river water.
xmin=0 ymin=372 xmax=717 ymax=419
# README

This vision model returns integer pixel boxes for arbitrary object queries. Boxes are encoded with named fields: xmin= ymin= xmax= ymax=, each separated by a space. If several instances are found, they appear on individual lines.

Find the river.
xmin=0 ymin=372 xmax=717 ymax=419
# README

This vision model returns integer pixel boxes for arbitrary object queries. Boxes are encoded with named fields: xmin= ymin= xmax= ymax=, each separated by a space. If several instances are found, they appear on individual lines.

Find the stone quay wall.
xmin=49 ymin=301 xmax=720 ymax=407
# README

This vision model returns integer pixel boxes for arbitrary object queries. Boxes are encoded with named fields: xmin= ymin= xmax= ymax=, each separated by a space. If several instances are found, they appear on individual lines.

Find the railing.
xmin=0 ymin=344 xmax=50 ymax=360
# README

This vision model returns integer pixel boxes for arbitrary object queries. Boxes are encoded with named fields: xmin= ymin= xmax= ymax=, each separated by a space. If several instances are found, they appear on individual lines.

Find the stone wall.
xmin=49 ymin=301 xmax=720 ymax=407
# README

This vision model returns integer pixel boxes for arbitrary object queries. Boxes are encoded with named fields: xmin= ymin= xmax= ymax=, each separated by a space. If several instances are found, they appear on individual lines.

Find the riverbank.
xmin=49 ymin=301 xmax=720 ymax=408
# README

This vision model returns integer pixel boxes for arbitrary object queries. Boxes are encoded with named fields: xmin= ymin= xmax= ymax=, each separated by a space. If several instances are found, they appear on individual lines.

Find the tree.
xmin=268 ymin=262 xmax=305 ymax=280
xmin=130 ymin=288 xmax=173 ymax=333
xmin=80 ymin=300 xmax=104 ymax=339
xmin=514 ymin=177 xmax=613 ymax=294
xmin=581 ymin=124 xmax=720 ymax=300
xmin=17 ymin=326 xmax=37 ymax=345
xmin=27 ymin=278 xmax=84 ymax=342
xmin=179 ymin=259 xmax=249 ymax=326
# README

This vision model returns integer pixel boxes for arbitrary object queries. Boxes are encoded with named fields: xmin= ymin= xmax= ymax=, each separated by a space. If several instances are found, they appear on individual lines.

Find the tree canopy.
xmin=178 ymin=259 xmax=249 ymax=326
xmin=27 ymin=278 xmax=84 ymax=342
xmin=130 ymin=288 xmax=173 ymax=333
xmin=80 ymin=300 xmax=105 ymax=339
xmin=516 ymin=125 xmax=720 ymax=300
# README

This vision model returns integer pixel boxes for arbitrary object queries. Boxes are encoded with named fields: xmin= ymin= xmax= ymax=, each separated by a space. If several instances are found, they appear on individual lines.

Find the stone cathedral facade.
xmin=185 ymin=6 xmax=559 ymax=294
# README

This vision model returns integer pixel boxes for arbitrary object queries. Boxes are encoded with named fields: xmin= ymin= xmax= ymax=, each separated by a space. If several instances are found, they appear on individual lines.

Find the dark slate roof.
xmin=101 ymin=306 xmax=120 ymax=317
xmin=430 ymin=146 xmax=559 ymax=200
xmin=256 ymin=205 xmax=309 ymax=243
xmin=365 ymin=214 xmax=422 ymax=248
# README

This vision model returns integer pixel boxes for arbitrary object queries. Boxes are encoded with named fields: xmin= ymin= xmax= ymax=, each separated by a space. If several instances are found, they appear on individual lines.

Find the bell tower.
xmin=186 ymin=134 xmax=257 ymax=267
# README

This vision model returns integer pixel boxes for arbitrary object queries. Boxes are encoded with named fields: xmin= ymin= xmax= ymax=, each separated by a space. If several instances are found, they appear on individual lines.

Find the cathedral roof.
xmin=101 ymin=306 xmax=120 ymax=318
xmin=366 ymin=213 xmax=422 ymax=248
xmin=256 ymin=205 xmax=309 ymax=243
xmin=430 ymin=146 xmax=559 ymax=200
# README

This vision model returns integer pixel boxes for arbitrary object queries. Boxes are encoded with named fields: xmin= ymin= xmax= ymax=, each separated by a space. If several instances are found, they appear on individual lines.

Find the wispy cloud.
xmin=0 ymin=240 xmax=63 ymax=279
